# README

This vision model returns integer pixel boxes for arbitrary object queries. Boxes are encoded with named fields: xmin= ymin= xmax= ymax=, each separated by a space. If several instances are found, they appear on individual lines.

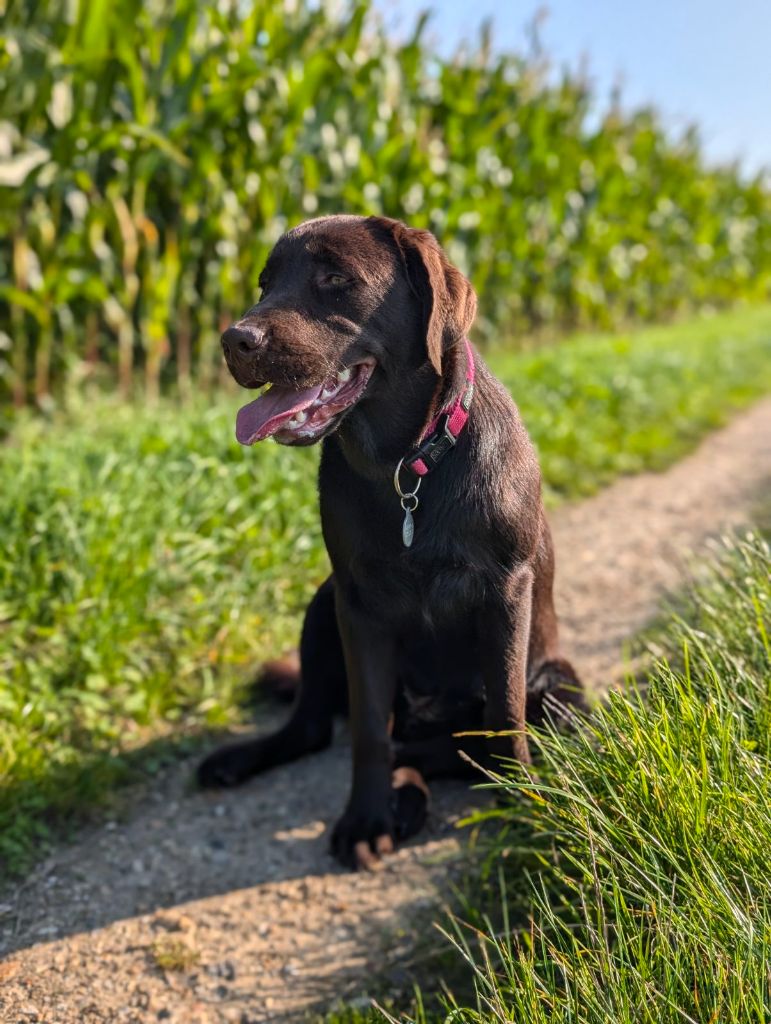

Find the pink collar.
xmin=403 ymin=338 xmax=475 ymax=477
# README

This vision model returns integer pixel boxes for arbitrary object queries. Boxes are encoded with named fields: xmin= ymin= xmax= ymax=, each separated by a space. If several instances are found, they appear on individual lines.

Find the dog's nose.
xmin=221 ymin=323 xmax=267 ymax=358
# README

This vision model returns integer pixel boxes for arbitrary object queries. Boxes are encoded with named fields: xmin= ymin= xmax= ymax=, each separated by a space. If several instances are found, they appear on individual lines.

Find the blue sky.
xmin=377 ymin=0 xmax=771 ymax=176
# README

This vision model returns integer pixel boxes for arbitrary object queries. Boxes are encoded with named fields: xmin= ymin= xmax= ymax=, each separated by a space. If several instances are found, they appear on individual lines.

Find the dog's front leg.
xmin=478 ymin=565 xmax=533 ymax=766
xmin=331 ymin=597 xmax=396 ymax=870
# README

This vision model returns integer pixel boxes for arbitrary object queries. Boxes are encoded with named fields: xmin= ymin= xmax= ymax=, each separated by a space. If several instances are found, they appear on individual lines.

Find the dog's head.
xmin=223 ymin=215 xmax=476 ymax=446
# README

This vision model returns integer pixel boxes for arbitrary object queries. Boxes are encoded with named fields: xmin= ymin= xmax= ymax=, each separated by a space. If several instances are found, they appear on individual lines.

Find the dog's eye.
xmin=320 ymin=273 xmax=349 ymax=288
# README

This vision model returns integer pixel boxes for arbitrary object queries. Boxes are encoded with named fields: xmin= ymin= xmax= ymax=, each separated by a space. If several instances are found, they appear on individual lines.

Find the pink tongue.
xmin=236 ymin=382 xmax=324 ymax=444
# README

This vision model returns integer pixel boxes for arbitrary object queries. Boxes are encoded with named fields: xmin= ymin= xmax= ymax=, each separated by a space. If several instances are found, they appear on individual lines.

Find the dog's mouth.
xmin=235 ymin=359 xmax=376 ymax=446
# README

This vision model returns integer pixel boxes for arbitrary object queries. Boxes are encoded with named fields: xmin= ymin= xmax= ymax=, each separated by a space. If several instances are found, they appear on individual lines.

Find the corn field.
xmin=1 ymin=0 xmax=770 ymax=409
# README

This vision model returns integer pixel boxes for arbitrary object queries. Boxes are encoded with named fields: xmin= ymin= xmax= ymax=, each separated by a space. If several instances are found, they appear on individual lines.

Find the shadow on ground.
xmin=1 ymin=716 xmax=483 ymax=958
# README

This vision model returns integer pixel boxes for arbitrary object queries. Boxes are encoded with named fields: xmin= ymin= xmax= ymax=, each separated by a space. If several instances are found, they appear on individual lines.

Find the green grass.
xmin=495 ymin=304 xmax=771 ymax=502
xmin=325 ymin=529 xmax=771 ymax=1023
xmin=0 ymin=408 xmax=326 ymax=875
xmin=2 ymin=304 xmax=771 ymax=878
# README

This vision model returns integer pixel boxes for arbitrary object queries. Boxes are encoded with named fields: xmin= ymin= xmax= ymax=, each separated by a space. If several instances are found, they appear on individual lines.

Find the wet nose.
xmin=221 ymin=323 xmax=267 ymax=358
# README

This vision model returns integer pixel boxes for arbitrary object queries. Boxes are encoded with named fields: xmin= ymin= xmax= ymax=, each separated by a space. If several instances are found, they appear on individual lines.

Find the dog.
xmin=198 ymin=215 xmax=584 ymax=869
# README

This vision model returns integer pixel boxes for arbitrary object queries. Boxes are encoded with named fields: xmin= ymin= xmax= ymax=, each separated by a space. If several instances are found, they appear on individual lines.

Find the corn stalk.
xmin=0 ymin=0 xmax=769 ymax=409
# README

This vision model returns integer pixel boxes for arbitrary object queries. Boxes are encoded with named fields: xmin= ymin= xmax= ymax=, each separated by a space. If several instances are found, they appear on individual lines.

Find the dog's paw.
xmin=331 ymin=771 xmax=430 ymax=869
xmin=330 ymin=802 xmax=395 ymax=871
xmin=197 ymin=740 xmax=261 ymax=788
xmin=391 ymin=766 xmax=429 ymax=841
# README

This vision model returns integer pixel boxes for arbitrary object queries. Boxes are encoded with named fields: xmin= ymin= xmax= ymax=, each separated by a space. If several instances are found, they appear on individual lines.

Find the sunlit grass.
xmin=326 ymin=531 xmax=771 ymax=1023
xmin=420 ymin=531 xmax=771 ymax=1024
xmin=0 ymin=405 xmax=324 ymax=875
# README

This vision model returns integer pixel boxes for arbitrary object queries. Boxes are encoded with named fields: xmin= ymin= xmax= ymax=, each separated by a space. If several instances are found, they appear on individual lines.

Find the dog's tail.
xmin=526 ymin=658 xmax=588 ymax=729
xmin=252 ymin=653 xmax=301 ymax=704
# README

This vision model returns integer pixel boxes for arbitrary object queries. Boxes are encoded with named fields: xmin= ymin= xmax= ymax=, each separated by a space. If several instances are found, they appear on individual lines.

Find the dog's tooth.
xmin=294 ymin=410 xmax=308 ymax=425
xmin=321 ymin=385 xmax=337 ymax=399
xmin=337 ymin=367 xmax=351 ymax=383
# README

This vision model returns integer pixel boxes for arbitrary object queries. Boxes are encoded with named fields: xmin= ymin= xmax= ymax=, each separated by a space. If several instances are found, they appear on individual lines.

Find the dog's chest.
xmin=345 ymin=547 xmax=487 ymax=627
xmin=320 ymin=448 xmax=500 ymax=625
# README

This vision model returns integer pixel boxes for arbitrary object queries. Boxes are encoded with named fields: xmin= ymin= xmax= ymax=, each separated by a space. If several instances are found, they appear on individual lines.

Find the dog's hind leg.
xmin=526 ymin=657 xmax=587 ymax=726
xmin=197 ymin=575 xmax=347 ymax=787
xmin=526 ymin=521 xmax=587 ymax=725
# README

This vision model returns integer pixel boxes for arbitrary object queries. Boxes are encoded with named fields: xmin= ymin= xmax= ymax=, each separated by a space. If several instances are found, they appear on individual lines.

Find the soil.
xmin=2 ymin=396 xmax=771 ymax=1024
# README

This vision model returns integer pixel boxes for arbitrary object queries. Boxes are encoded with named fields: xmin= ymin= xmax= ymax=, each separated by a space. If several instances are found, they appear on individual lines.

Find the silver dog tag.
xmin=402 ymin=507 xmax=415 ymax=548
xmin=394 ymin=459 xmax=420 ymax=550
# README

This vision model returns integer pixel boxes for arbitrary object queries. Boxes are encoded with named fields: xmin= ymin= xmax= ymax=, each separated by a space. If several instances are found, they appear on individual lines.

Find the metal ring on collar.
xmin=393 ymin=457 xmax=422 ymax=500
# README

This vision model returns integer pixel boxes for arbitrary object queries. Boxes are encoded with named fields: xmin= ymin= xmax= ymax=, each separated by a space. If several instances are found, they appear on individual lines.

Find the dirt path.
xmin=3 ymin=397 xmax=771 ymax=1024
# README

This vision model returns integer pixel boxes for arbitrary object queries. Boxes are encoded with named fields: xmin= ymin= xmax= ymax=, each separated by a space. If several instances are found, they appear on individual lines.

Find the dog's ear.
xmin=387 ymin=222 xmax=477 ymax=374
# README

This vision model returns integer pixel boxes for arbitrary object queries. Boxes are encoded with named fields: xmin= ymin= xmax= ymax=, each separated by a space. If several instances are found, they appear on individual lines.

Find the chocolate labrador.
xmin=198 ymin=215 xmax=584 ymax=869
